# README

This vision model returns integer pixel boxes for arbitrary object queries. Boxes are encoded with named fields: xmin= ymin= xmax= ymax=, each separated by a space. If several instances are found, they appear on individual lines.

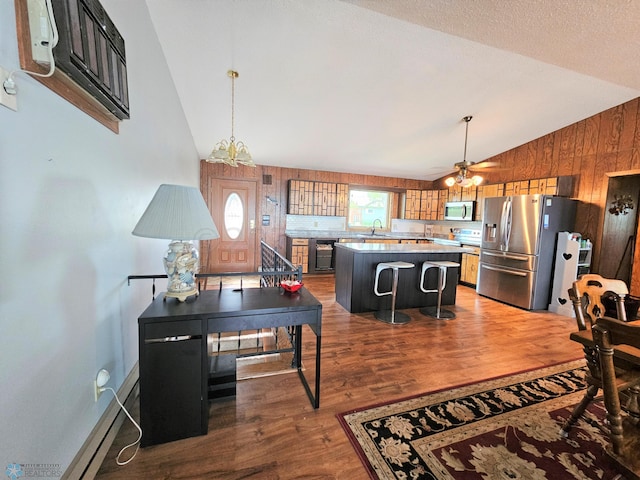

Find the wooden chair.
xmin=592 ymin=317 xmax=640 ymax=479
xmin=560 ymin=274 xmax=629 ymax=436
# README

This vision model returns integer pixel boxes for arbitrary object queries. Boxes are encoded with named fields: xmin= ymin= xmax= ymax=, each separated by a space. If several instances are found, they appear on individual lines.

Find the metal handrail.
xmin=128 ymin=240 xmax=302 ymax=299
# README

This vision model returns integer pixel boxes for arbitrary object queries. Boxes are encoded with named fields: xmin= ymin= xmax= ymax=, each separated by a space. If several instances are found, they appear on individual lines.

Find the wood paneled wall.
xmin=432 ymin=97 xmax=640 ymax=294
xmin=200 ymin=162 xmax=433 ymax=258
xmin=201 ymin=97 xmax=640 ymax=295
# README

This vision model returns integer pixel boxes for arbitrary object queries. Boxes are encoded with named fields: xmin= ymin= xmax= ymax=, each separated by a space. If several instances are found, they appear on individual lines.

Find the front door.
xmin=205 ymin=178 xmax=257 ymax=272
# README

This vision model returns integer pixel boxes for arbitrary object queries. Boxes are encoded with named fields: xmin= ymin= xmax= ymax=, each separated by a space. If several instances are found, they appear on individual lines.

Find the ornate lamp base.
xmin=164 ymin=287 xmax=199 ymax=302
xmin=164 ymin=240 xmax=200 ymax=302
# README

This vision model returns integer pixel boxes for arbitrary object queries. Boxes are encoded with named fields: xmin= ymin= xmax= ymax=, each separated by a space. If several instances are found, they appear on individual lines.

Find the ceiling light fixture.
xmin=445 ymin=116 xmax=483 ymax=188
xmin=207 ymin=70 xmax=255 ymax=167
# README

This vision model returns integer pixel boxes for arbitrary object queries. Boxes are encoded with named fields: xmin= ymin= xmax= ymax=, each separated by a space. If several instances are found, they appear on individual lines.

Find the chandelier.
xmin=207 ymin=70 xmax=255 ymax=167
xmin=445 ymin=116 xmax=483 ymax=188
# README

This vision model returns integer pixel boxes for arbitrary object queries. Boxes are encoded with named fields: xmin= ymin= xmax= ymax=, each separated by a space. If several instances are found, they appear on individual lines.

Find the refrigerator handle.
xmin=480 ymin=264 xmax=528 ymax=277
xmin=499 ymin=199 xmax=508 ymax=250
xmin=502 ymin=198 xmax=512 ymax=250
xmin=482 ymin=251 xmax=530 ymax=262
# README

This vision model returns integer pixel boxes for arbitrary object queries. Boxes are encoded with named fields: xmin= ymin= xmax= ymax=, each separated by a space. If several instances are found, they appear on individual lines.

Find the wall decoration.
xmin=608 ymin=194 xmax=634 ymax=216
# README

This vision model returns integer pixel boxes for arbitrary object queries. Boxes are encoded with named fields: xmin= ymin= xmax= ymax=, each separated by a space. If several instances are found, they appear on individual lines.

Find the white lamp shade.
xmin=132 ymin=184 xmax=219 ymax=240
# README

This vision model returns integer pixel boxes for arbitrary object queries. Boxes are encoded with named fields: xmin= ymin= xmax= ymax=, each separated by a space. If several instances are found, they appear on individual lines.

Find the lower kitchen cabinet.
xmin=286 ymin=237 xmax=309 ymax=274
xmin=460 ymin=246 xmax=480 ymax=286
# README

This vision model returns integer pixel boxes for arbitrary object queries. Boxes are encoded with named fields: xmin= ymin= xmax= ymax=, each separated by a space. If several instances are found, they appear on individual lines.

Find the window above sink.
xmin=348 ymin=188 xmax=391 ymax=232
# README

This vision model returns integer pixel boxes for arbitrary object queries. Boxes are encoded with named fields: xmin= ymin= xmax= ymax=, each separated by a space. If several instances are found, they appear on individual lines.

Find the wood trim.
xmin=62 ymin=363 xmax=139 ymax=480
xmin=13 ymin=0 xmax=120 ymax=133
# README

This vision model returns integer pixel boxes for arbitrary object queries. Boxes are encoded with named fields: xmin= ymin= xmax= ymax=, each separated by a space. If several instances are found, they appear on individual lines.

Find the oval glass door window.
xmin=224 ymin=192 xmax=244 ymax=239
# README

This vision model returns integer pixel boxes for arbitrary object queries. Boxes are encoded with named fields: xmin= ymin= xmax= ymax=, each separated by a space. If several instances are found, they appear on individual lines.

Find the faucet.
xmin=371 ymin=218 xmax=383 ymax=235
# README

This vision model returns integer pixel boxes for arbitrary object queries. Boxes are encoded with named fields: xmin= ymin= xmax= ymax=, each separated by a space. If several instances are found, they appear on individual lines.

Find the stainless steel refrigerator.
xmin=477 ymin=194 xmax=577 ymax=310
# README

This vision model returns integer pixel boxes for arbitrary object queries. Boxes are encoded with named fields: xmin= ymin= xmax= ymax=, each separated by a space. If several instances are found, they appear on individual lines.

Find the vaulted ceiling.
xmin=146 ymin=0 xmax=640 ymax=181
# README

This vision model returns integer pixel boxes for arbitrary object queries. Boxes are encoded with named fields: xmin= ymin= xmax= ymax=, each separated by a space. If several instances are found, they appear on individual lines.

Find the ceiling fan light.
xmin=445 ymin=177 xmax=456 ymax=187
xmin=471 ymin=175 xmax=483 ymax=186
xmin=458 ymin=176 xmax=472 ymax=187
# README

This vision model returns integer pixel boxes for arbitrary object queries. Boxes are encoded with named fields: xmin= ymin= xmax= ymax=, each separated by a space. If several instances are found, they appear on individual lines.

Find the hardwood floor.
xmin=95 ymin=275 xmax=583 ymax=479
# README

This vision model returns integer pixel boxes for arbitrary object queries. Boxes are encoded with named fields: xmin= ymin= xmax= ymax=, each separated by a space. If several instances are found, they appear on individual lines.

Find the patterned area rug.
xmin=338 ymin=361 xmax=626 ymax=479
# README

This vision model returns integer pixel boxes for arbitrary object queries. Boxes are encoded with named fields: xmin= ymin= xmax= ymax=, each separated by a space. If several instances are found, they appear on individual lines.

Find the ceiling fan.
xmin=445 ymin=116 xmax=497 ymax=187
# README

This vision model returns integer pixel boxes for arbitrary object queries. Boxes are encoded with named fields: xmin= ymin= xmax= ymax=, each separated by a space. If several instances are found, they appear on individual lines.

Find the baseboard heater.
xmin=62 ymin=363 xmax=139 ymax=479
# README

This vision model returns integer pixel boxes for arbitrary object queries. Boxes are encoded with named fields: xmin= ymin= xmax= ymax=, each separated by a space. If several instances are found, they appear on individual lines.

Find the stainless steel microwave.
xmin=444 ymin=201 xmax=475 ymax=221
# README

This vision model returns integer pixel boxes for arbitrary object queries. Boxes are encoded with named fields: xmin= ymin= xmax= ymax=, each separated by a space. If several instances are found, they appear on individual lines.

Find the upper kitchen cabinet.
xmin=404 ymin=189 xmax=448 ymax=220
xmin=288 ymin=180 xmax=348 ymax=216
xmin=405 ymin=190 xmax=422 ymax=220
xmin=288 ymin=180 xmax=314 ymax=215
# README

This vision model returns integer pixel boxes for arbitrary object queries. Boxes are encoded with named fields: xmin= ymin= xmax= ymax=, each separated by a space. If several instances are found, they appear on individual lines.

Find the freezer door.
xmin=480 ymin=249 xmax=537 ymax=271
xmin=476 ymin=262 xmax=536 ymax=310
xmin=506 ymin=194 xmax=543 ymax=254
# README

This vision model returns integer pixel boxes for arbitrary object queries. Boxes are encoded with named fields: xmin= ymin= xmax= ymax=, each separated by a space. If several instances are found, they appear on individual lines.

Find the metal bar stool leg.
xmin=419 ymin=261 xmax=459 ymax=319
xmin=374 ymin=261 xmax=414 ymax=325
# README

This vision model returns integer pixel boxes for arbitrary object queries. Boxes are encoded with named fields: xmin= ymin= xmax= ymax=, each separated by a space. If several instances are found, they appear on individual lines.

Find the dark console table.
xmin=138 ymin=287 xmax=322 ymax=447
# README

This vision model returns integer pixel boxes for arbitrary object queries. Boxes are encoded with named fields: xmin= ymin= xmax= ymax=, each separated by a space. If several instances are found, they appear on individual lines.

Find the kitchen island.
xmin=335 ymin=242 xmax=472 ymax=314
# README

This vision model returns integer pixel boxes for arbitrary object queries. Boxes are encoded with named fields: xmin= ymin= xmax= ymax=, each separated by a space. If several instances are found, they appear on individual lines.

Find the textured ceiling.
xmin=146 ymin=0 xmax=640 ymax=181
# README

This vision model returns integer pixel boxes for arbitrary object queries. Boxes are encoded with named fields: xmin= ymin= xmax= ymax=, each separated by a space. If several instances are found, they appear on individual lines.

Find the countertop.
xmin=334 ymin=243 xmax=473 ymax=254
xmin=285 ymin=230 xmax=481 ymax=246
xmin=285 ymin=230 xmax=428 ymax=240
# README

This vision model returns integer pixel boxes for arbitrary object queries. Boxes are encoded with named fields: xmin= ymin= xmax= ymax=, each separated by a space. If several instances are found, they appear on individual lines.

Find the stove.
xmin=451 ymin=228 xmax=481 ymax=246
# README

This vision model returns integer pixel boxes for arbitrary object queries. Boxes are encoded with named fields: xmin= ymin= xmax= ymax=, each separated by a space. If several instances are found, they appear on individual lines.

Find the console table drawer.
xmin=207 ymin=310 xmax=318 ymax=332
xmin=143 ymin=319 xmax=202 ymax=340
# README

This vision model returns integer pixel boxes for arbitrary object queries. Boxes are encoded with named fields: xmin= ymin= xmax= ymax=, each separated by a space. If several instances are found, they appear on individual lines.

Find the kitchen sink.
xmin=355 ymin=233 xmax=391 ymax=238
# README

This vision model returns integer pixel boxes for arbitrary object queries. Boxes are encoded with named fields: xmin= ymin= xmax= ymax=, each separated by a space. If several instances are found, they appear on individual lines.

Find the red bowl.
xmin=280 ymin=281 xmax=303 ymax=293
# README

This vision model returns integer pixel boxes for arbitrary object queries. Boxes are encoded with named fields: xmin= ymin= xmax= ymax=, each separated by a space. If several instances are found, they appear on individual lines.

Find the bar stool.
xmin=419 ymin=261 xmax=460 ymax=319
xmin=373 ymin=261 xmax=415 ymax=325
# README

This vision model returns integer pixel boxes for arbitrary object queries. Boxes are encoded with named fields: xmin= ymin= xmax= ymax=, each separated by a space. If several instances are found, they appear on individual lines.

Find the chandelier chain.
xmin=230 ymin=72 xmax=235 ymax=141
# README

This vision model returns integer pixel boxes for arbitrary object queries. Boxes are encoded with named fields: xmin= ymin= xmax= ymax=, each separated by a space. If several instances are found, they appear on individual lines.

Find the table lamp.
xmin=132 ymin=184 xmax=219 ymax=301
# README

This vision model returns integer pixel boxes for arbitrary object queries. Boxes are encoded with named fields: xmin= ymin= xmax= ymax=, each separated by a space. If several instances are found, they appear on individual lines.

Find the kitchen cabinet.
xmin=288 ymin=180 xmax=314 ymax=215
xmin=363 ymin=238 xmax=399 ymax=244
xmin=404 ymin=189 xmax=447 ymax=220
xmin=286 ymin=238 xmax=309 ymax=273
xmin=288 ymin=180 xmax=348 ymax=216
xmin=405 ymin=190 xmax=422 ymax=220
xmin=336 ymin=183 xmax=349 ymax=216
xmin=460 ymin=245 xmax=480 ymax=286
xmin=473 ymin=176 xmax=573 ymax=220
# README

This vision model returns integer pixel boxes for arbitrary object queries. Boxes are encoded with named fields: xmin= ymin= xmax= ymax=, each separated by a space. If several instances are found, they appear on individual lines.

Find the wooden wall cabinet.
xmin=405 ymin=190 xmax=421 ymax=220
xmin=404 ymin=189 xmax=447 ymax=220
xmin=288 ymin=180 xmax=314 ymax=215
xmin=288 ymin=180 xmax=348 ymax=216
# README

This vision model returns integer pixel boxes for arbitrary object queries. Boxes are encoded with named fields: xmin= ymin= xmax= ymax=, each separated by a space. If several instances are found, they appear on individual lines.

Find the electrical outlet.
xmin=0 ymin=66 xmax=17 ymax=111
xmin=94 ymin=369 xmax=110 ymax=402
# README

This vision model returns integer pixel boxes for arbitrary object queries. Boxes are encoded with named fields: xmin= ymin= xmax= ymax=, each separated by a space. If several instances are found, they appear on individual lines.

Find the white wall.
xmin=0 ymin=1 xmax=199 ymax=472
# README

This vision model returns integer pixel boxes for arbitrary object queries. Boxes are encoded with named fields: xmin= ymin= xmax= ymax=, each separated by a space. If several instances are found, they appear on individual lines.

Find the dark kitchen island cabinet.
xmin=334 ymin=242 xmax=471 ymax=314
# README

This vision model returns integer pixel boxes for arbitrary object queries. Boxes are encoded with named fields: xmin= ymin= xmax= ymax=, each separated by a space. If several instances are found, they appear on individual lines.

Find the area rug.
xmin=338 ymin=360 xmax=626 ymax=479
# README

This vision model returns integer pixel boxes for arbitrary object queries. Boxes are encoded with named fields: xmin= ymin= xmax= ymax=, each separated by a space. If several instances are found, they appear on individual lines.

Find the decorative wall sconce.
xmin=608 ymin=194 xmax=635 ymax=216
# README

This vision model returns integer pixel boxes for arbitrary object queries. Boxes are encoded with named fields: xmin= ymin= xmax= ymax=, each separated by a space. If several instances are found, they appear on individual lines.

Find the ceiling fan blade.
xmin=468 ymin=161 xmax=500 ymax=170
